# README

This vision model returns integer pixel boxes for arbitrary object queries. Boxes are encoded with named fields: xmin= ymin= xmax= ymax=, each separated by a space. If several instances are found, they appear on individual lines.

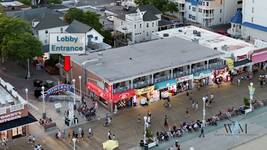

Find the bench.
xmin=43 ymin=122 xmax=57 ymax=131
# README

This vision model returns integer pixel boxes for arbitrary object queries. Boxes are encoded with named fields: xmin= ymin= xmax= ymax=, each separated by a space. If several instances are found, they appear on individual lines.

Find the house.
xmin=227 ymin=10 xmax=242 ymax=38
xmin=113 ymin=4 xmax=162 ymax=43
xmin=6 ymin=7 xmax=69 ymax=45
xmin=65 ymin=20 xmax=111 ymax=51
xmin=171 ymin=0 xmax=242 ymax=27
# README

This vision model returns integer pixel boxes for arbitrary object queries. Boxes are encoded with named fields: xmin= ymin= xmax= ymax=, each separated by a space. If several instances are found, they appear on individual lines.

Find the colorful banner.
xmin=45 ymin=84 xmax=74 ymax=98
xmin=112 ymin=89 xmax=136 ymax=103
xmin=87 ymin=82 xmax=111 ymax=101
xmin=154 ymin=79 xmax=177 ymax=90
xmin=251 ymin=51 xmax=267 ymax=63
xmin=135 ymin=86 xmax=154 ymax=95
xmin=226 ymin=58 xmax=234 ymax=70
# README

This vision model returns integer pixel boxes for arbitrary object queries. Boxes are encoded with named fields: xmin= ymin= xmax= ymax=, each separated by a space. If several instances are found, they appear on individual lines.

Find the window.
xmin=140 ymin=24 xmax=142 ymax=28
xmin=251 ymin=17 xmax=254 ymax=23
xmin=146 ymin=32 xmax=149 ymax=36
xmin=44 ymin=39 xmax=47 ymax=44
xmin=220 ymin=0 xmax=222 ymax=4
xmin=206 ymin=2 xmax=209 ymax=6
xmin=191 ymin=16 xmax=196 ymax=20
xmin=252 ymin=7 xmax=254 ymax=13
xmin=95 ymin=36 xmax=98 ymax=40
xmin=152 ymin=22 xmax=154 ymax=27
xmin=134 ymin=24 xmax=136 ymax=29
xmin=121 ymin=21 xmax=123 ymax=25
xmin=233 ymin=24 xmax=235 ymax=28
xmin=199 ymin=8 xmax=202 ymax=12
xmin=60 ymin=27 xmax=63 ymax=33
xmin=192 ymin=7 xmax=196 ymax=11
xmin=189 ymin=6 xmax=191 ymax=10
xmin=220 ymin=9 xmax=222 ymax=13
xmin=220 ymin=18 xmax=222 ymax=22
xmin=189 ymin=14 xmax=192 ymax=19
xmin=147 ymin=23 xmax=149 ymax=28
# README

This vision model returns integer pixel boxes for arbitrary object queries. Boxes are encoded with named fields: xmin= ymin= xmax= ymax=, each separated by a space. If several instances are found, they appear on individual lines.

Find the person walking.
xmin=199 ymin=127 xmax=205 ymax=138
xmin=88 ymin=128 xmax=93 ymax=139
xmin=195 ymin=101 xmax=199 ymax=111
xmin=107 ymin=130 xmax=112 ymax=140
xmin=237 ymin=78 xmax=240 ymax=87
xmin=137 ymin=114 xmax=141 ymax=123
xmin=164 ymin=114 xmax=169 ymax=128
xmin=210 ymin=93 xmax=214 ymax=104
xmin=185 ymin=108 xmax=190 ymax=117
xmin=191 ymin=100 xmax=195 ymax=110
xmin=81 ymin=129 xmax=84 ymax=141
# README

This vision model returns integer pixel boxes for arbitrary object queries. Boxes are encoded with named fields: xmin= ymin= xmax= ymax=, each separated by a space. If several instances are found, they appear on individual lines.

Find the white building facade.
xmin=242 ymin=0 xmax=267 ymax=42
xmin=113 ymin=5 xmax=161 ymax=43
xmin=172 ymin=0 xmax=242 ymax=27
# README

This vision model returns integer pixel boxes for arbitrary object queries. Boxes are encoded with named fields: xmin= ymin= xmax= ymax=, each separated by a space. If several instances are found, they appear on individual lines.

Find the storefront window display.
xmin=135 ymin=86 xmax=159 ymax=106
xmin=212 ymin=68 xmax=231 ymax=84
xmin=193 ymin=70 xmax=212 ymax=88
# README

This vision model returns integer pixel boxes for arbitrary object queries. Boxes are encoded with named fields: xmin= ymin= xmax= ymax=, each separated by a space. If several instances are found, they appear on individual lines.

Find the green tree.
xmin=135 ymin=0 xmax=178 ymax=13
xmin=0 ymin=15 xmax=42 ymax=62
xmin=18 ymin=0 xmax=31 ymax=6
xmin=47 ymin=0 xmax=62 ymax=4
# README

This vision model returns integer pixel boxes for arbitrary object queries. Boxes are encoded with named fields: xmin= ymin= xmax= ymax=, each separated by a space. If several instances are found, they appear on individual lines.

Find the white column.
xmin=202 ymin=97 xmax=206 ymax=126
xmin=72 ymin=79 xmax=76 ymax=105
xmin=72 ymin=138 xmax=77 ymax=150
xmin=42 ymin=86 xmax=46 ymax=119
xmin=79 ymin=76 xmax=82 ymax=100
xmin=25 ymin=88 xmax=28 ymax=103
xmin=27 ymin=58 xmax=30 ymax=79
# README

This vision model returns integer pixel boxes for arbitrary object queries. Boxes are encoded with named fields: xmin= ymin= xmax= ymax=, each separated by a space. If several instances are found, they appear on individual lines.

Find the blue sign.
xmin=154 ymin=79 xmax=177 ymax=90
xmin=193 ymin=69 xmax=212 ymax=79
xmin=45 ymin=84 xmax=74 ymax=98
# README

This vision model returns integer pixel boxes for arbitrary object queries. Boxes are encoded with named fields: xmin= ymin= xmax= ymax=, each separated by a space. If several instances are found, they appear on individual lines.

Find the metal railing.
xmin=133 ymin=80 xmax=150 ymax=89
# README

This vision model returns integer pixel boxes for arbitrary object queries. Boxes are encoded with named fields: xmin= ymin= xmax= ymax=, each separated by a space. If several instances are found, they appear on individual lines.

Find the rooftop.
xmin=152 ymin=26 xmax=257 ymax=58
xmin=65 ymin=20 xmax=92 ymax=33
xmin=70 ymin=37 xmax=224 ymax=83
xmin=6 ymin=7 xmax=68 ymax=30
xmin=0 ymin=78 xmax=26 ymax=108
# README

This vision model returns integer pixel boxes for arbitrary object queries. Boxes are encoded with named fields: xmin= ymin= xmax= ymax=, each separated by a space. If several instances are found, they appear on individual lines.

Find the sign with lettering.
xmin=49 ymin=33 xmax=86 ymax=54
xmin=45 ymin=84 xmax=74 ymax=99
xmin=0 ymin=111 xmax=22 ymax=123
xmin=177 ymin=74 xmax=193 ymax=83
xmin=135 ymin=86 xmax=154 ymax=95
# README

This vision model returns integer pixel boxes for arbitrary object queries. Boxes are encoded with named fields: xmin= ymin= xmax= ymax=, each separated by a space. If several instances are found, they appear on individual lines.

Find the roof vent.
xmin=97 ymin=52 xmax=103 ymax=63
xmin=163 ymin=33 xmax=169 ymax=37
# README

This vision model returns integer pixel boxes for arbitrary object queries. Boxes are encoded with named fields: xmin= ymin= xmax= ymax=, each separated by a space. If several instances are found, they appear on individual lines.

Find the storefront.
xmin=212 ymin=67 xmax=231 ymax=83
xmin=135 ymin=86 xmax=158 ymax=105
xmin=193 ymin=70 xmax=213 ymax=88
xmin=87 ymin=82 xmax=112 ymax=106
xmin=0 ymin=110 xmax=37 ymax=140
xmin=176 ymin=75 xmax=193 ymax=93
xmin=154 ymin=79 xmax=177 ymax=99
xmin=251 ymin=48 xmax=267 ymax=71
xmin=112 ymin=89 xmax=136 ymax=109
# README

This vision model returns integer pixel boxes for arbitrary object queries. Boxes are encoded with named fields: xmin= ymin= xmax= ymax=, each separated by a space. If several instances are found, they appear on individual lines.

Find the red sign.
xmin=237 ymin=55 xmax=247 ymax=61
xmin=112 ymin=89 xmax=136 ymax=103
xmin=87 ymin=82 xmax=111 ymax=101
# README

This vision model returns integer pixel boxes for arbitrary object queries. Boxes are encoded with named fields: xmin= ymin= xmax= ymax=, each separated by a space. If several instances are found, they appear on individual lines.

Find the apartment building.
xmin=171 ymin=0 xmax=242 ymax=27
xmin=242 ymin=0 xmax=267 ymax=42
xmin=113 ymin=5 xmax=161 ymax=43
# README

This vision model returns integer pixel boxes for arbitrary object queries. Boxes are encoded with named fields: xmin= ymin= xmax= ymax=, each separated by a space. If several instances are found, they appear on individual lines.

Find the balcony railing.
xmin=154 ymin=76 xmax=171 ymax=83
xmin=113 ymin=86 xmax=130 ymax=93
xmin=133 ymin=80 xmax=150 ymax=89
xmin=203 ymin=13 xmax=214 ymax=18
xmin=173 ymin=70 xmax=191 ymax=78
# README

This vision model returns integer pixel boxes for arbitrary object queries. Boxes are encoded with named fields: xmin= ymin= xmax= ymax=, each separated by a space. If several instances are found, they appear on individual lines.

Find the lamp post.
xmin=72 ymin=79 xmax=76 ymax=106
xmin=26 ymin=58 xmax=30 ymax=79
xmin=25 ymin=88 xmax=28 ymax=102
xmin=202 ymin=96 xmax=206 ymax=127
xmin=78 ymin=76 xmax=82 ymax=100
xmin=41 ymin=86 xmax=46 ymax=119
xmin=248 ymin=82 xmax=255 ymax=111
xmin=72 ymin=138 xmax=77 ymax=150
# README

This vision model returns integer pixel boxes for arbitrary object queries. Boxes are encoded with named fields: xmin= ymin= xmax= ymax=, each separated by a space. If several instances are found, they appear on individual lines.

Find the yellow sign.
xmin=135 ymin=86 xmax=154 ymax=95
xmin=226 ymin=58 xmax=234 ymax=70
